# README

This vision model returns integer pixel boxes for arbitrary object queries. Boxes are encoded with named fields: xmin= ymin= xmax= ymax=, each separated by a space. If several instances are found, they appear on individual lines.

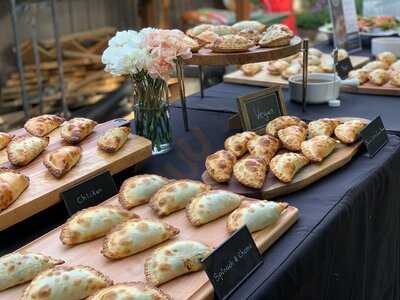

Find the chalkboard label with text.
xmin=359 ymin=116 xmax=388 ymax=157
xmin=61 ymin=171 xmax=118 ymax=216
xmin=202 ymin=226 xmax=263 ymax=300
xmin=337 ymin=56 xmax=353 ymax=79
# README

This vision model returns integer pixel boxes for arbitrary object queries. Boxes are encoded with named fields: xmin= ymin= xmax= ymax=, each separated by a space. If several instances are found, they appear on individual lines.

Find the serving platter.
xmin=0 ymin=195 xmax=299 ymax=300
xmin=341 ymin=81 xmax=400 ymax=96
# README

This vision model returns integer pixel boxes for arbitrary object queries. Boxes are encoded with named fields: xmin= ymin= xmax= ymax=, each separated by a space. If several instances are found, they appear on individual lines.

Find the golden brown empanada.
xmin=60 ymin=205 xmax=137 ymax=245
xmin=320 ymin=55 xmax=334 ymax=73
xmin=119 ymin=174 xmax=170 ymax=209
xmin=224 ymin=131 xmax=257 ymax=158
xmin=187 ymin=24 xmax=215 ymax=37
xmin=259 ymin=24 xmax=293 ymax=47
xmin=60 ymin=117 xmax=97 ymax=144
xmin=334 ymin=119 xmax=367 ymax=144
xmin=278 ymin=125 xmax=307 ymax=151
xmin=267 ymin=60 xmax=290 ymax=75
xmin=301 ymin=135 xmax=337 ymax=162
xmin=390 ymin=71 xmax=400 ymax=87
xmin=187 ymin=190 xmax=242 ymax=226
xmin=348 ymin=69 xmax=369 ymax=84
xmin=102 ymin=219 xmax=179 ymax=259
xmin=24 ymin=114 xmax=64 ymax=137
xmin=270 ymin=152 xmax=309 ymax=183
xmin=0 ymin=132 xmax=13 ymax=150
xmin=97 ymin=127 xmax=130 ymax=153
xmin=232 ymin=20 xmax=266 ymax=33
xmin=0 ymin=252 xmax=64 ymax=292
xmin=247 ymin=134 xmax=280 ymax=164
xmin=7 ymin=135 xmax=49 ymax=167
xmin=362 ymin=61 xmax=389 ymax=72
xmin=205 ymin=150 xmax=236 ymax=183
xmin=237 ymin=29 xmax=261 ymax=43
xmin=281 ymin=62 xmax=302 ymax=79
xmin=233 ymin=155 xmax=267 ymax=189
xmin=211 ymin=34 xmax=254 ymax=53
xmin=21 ymin=265 xmax=112 ymax=300
xmin=307 ymin=118 xmax=342 ymax=138
xmin=377 ymin=51 xmax=396 ymax=65
xmin=241 ymin=63 xmax=262 ymax=76
xmin=227 ymin=200 xmax=288 ymax=233
xmin=0 ymin=168 xmax=29 ymax=211
xmin=43 ymin=146 xmax=81 ymax=178
xmin=368 ymin=69 xmax=390 ymax=86
xmin=266 ymin=116 xmax=307 ymax=137
xmin=144 ymin=240 xmax=212 ymax=286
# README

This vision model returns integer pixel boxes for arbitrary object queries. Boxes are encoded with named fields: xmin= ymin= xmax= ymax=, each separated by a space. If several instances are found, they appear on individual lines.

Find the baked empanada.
xmin=266 ymin=116 xmax=307 ymax=137
xmin=348 ymin=69 xmax=369 ymax=84
xmin=362 ymin=61 xmax=388 ymax=72
xmin=43 ymin=146 xmax=81 ymax=178
xmin=309 ymin=48 xmax=322 ymax=57
xmin=145 ymin=240 xmax=212 ymax=286
xmin=224 ymin=131 xmax=257 ymax=158
xmin=0 ymin=132 xmax=13 ymax=150
xmin=301 ymin=135 xmax=337 ymax=162
xmin=320 ymin=55 xmax=334 ymax=73
xmin=102 ymin=219 xmax=179 ymax=259
xmin=119 ymin=174 xmax=170 ymax=209
xmin=227 ymin=200 xmax=288 ymax=233
xmin=307 ymin=118 xmax=342 ymax=138
xmin=211 ymin=34 xmax=254 ymax=53
xmin=187 ymin=24 xmax=215 ymax=37
xmin=205 ymin=150 xmax=236 ymax=183
xmin=232 ymin=20 xmax=266 ymax=33
xmin=24 ymin=114 xmax=64 ymax=137
xmin=390 ymin=71 xmax=400 ymax=87
xmin=97 ymin=127 xmax=130 ymax=153
xmin=60 ymin=117 xmax=97 ymax=144
xmin=278 ymin=125 xmax=307 ymax=151
xmin=267 ymin=60 xmax=290 ymax=75
xmin=247 ymin=134 xmax=280 ymax=164
xmin=0 ymin=252 xmax=64 ymax=291
xmin=237 ymin=29 xmax=261 ymax=43
xmin=88 ymin=282 xmax=171 ymax=300
xmin=334 ymin=119 xmax=366 ymax=144
xmin=7 ymin=135 xmax=49 ymax=167
xmin=233 ymin=155 xmax=267 ymax=189
xmin=390 ymin=60 xmax=400 ymax=72
xmin=270 ymin=152 xmax=309 ymax=183
xmin=332 ymin=48 xmax=349 ymax=61
xmin=149 ymin=180 xmax=210 ymax=217
xmin=259 ymin=24 xmax=293 ymax=47
xmin=60 ymin=205 xmax=137 ymax=245
xmin=21 ymin=265 xmax=112 ymax=300
xmin=377 ymin=51 xmax=396 ymax=65
xmin=187 ymin=190 xmax=242 ymax=226
xmin=0 ymin=168 xmax=29 ymax=211
xmin=281 ymin=62 xmax=302 ymax=79
xmin=241 ymin=63 xmax=262 ymax=76
xmin=368 ymin=69 xmax=389 ymax=86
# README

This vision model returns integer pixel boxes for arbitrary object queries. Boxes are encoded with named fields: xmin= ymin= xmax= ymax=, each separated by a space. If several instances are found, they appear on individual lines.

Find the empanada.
xmin=60 ymin=205 xmax=137 ymax=245
xmin=88 ymin=282 xmax=171 ymax=300
xmin=377 ymin=51 xmax=396 ymax=65
xmin=267 ymin=60 xmax=290 ymax=75
xmin=270 ymin=152 xmax=309 ymax=183
xmin=232 ymin=20 xmax=266 ymax=33
xmin=187 ymin=190 xmax=242 ymax=226
xmin=233 ymin=155 xmax=267 ymax=189
xmin=0 ymin=252 xmax=64 ymax=291
xmin=0 ymin=168 xmax=29 ymax=211
xmin=97 ymin=127 xmax=130 ymax=153
xmin=224 ymin=131 xmax=257 ymax=158
xmin=119 ymin=174 xmax=170 ymax=209
xmin=301 ymin=135 xmax=337 ymax=162
xmin=237 ymin=29 xmax=261 ymax=43
xmin=241 ymin=63 xmax=262 ymax=76
xmin=24 ymin=114 xmax=64 ymax=137
xmin=266 ymin=116 xmax=307 ymax=137
xmin=144 ymin=240 xmax=212 ymax=286
xmin=102 ymin=219 xmax=179 ymax=259
xmin=307 ymin=118 xmax=342 ymax=138
xmin=332 ymin=48 xmax=348 ymax=61
xmin=187 ymin=24 xmax=215 ymax=37
xmin=205 ymin=150 xmax=236 ymax=183
xmin=259 ymin=24 xmax=293 ymax=47
xmin=348 ymin=69 xmax=369 ymax=84
xmin=7 ymin=135 xmax=49 ymax=167
xmin=320 ymin=55 xmax=334 ymax=73
xmin=390 ymin=71 xmax=400 ymax=87
xmin=368 ymin=69 xmax=389 ymax=86
xmin=277 ymin=125 xmax=307 ymax=151
xmin=247 ymin=134 xmax=280 ymax=164
xmin=390 ymin=60 xmax=400 ymax=72
xmin=362 ymin=61 xmax=388 ymax=72
xmin=149 ymin=180 xmax=210 ymax=217
xmin=0 ymin=132 xmax=13 ymax=150
xmin=309 ymin=48 xmax=322 ymax=57
xmin=60 ymin=117 xmax=97 ymax=144
xmin=334 ymin=119 xmax=366 ymax=144
xmin=227 ymin=200 xmax=288 ymax=233
xmin=43 ymin=146 xmax=81 ymax=178
xmin=211 ymin=34 xmax=254 ymax=53
xmin=21 ymin=265 xmax=112 ymax=300
xmin=281 ymin=62 xmax=302 ymax=79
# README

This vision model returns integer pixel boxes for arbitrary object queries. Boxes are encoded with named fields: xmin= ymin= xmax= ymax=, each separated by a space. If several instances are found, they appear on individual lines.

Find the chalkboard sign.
xmin=237 ymin=87 xmax=287 ymax=133
xmin=337 ymin=56 xmax=353 ymax=79
xmin=202 ymin=226 xmax=263 ymax=300
xmin=359 ymin=116 xmax=388 ymax=158
xmin=61 ymin=171 xmax=118 ymax=216
xmin=112 ymin=118 xmax=131 ymax=128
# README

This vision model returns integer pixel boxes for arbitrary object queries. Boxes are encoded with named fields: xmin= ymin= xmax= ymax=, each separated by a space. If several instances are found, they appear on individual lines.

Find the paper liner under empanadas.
xmin=186 ymin=190 xmax=242 ymax=226
xmin=227 ymin=200 xmax=288 ymax=233
xmin=224 ymin=131 xmax=257 ymax=158
xmin=277 ymin=125 xmax=307 ymax=151
xmin=97 ymin=127 xmax=130 ymax=153
xmin=88 ymin=282 xmax=172 ymax=300
xmin=24 ymin=114 xmax=65 ymax=137
xmin=233 ymin=155 xmax=267 ymax=189
xmin=43 ymin=146 xmax=81 ymax=178
xmin=0 ymin=168 xmax=29 ymax=211
xmin=0 ymin=132 xmax=13 ymax=150
xmin=102 ymin=219 xmax=179 ymax=259
xmin=144 ymin=240 xmax=212 ymax=286
xmin=205 ymin=150 xmax=236 ymax=183
xmin=301 ymin=135 xmax=337 ymax=162
xmin=270 ymin=152 xmax=309 ymax=183
xmin=60 ymin=205 xmax=137 ymax=245
xmin=149 ymin=180 xmax=210 ymax=217
xmin=247 ymin=134 xmax=280 ymax=164
xmin=7 ymin=135 xmax=49 ymax=167
xmin=307 ymin=118 xmax=342 ymax=138
xmin=266 ymin=116 xmax=307 ymax=137
xmin=60 ymin=117 xmax=97 ymax=144
xmin=0 ymin=252 xmax=64 ymax=291
xmin=334 ymin=119 xmax=367 ymax=144
xmin=21 ymin=265 xmax=113 ymax=300
xmin=241 ymin=63 xmax=262 ymax=76
xmin=119 ymin=174 xmax=170 ymax=209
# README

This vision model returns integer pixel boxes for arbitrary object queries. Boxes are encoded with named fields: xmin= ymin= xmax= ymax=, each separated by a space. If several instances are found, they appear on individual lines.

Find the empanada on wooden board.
xmin=43 ymin=146 xmax=81 ymax=178
xmin=0 ymin=133 xmax=14 ymax=151
xmin=7 ymin=135 xmax=49 ymax=167
xmin=24 ymin=114 xmax=64 ymax=137
xmin=61 ymin=117 xmax=97 ymax=144
xmin=97 ymin=127 xmax=130 ymax=153
xmin=205 ymin=150 xmax=236 ymax=183
xmin=0 ymin=168 xmax=29 ymax=211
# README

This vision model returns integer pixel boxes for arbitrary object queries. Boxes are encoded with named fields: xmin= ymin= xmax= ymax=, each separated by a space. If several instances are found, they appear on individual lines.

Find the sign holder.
xmin=359 ymin=116 xmax=388 ymax=157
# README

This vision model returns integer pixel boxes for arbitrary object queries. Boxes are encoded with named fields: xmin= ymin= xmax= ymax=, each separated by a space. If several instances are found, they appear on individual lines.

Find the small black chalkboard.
xmin=61 ymin=171 xmax=118 ymax=216
xmin=202 ymin=226 xmax=263 ymax=300
xmin=337 ymin=57 xmax=353 ymax=79
xmin=359 ymin=116 xmax=388 ymax=158
xmin=112 ymin=118 xmax=131 ymax=128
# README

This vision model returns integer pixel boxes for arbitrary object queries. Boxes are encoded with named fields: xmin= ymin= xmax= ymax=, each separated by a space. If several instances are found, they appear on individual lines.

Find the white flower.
xmin=108 ymin=30 xmax=143 ymax=48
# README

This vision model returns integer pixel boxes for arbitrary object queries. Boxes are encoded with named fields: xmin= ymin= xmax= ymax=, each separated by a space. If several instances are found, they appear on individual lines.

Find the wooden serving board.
xmin=341 ymin=81 xmax=400 ymax=96
xmin=223 ymin=55 xmax=370 ymax=88
xmin=0 ymin=196 xmax=299 ymax=300
xmin=0 ymin=120 xmax=152 ymax=231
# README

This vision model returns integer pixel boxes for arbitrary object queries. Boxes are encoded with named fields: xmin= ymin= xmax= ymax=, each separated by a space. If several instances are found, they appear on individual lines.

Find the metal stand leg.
xmin=199 ymin=65 xmax=205 ymax=98
xmin=176 ymin=58 xmax=189 ymax=131
xmin=302 ymin=39 xmax=309 ymax=113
